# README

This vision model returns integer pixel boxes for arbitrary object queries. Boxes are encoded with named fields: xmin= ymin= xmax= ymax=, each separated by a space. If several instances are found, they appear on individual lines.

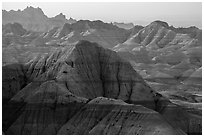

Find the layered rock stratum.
xmin=113 ymin=20 xmax=201 ymax=96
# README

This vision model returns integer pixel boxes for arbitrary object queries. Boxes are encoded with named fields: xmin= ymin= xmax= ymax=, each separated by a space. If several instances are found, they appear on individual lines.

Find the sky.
xmin=2 ymin=2 xmax=202 ymax=28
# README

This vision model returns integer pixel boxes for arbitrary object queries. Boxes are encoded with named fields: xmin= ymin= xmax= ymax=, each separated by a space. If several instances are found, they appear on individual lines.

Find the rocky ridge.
xmin=2 ymin=6 xmax=77 ymax=32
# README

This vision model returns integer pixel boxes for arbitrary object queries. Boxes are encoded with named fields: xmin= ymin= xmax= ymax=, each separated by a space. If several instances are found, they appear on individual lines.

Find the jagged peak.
xmin=67 ymin=17 xmax=77 ymax=24
xmin=24 ymin=6 xmax=44 ymax=13
xmin=68 ymin=17 xmax=76 ymax=21
xmin=3 ymin=6 xmax=46 ymax=17
xmin=74 ymin=19 xmax=119 ymax=30
xmin=54 ymin=13 xmax=66 ymax=19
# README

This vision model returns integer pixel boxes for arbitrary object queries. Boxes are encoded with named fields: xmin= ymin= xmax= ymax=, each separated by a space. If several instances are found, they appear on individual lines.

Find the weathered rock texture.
xmin=58 ymin=97 xmax=184 ymax=135
xmin=2 ymin=40 xmax=201 ymax=135
xmin=113 ymin=21 xmax=202 ymax=107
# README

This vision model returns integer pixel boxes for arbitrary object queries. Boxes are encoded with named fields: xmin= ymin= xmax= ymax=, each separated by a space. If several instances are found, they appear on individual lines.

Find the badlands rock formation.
xmin=58 ymin=97 xmax=184 ymax=135
xmin=114 ymin=20 xmax=201 ymax=86
xmin=2 ymin=23 xmax=60 ymax=65
xmin=33 ymin=20 xmax=130 ymax=48
xmin=3 ymin=40 xmax=201 ymax=134
xmin=1 ymin=8 xmax=202 ymax=135
xmin=113 ymin=22 xmax=202 ymax=125
xmin=2 ymin=6 xmax=77 ymax=32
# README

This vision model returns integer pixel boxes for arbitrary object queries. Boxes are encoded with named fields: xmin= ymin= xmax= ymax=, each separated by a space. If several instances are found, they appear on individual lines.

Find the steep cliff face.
xmin=3 ymin=40 xmax=201 ymax=135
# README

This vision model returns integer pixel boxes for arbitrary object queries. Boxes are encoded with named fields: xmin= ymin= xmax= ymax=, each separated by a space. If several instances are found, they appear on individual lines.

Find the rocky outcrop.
xmin=49 ymin=13 xmax=77 ymax=28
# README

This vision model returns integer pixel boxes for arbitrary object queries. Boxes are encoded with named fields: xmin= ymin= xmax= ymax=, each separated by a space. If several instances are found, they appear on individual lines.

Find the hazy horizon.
xmin=2 ymin=2 xmax=202 ymax=28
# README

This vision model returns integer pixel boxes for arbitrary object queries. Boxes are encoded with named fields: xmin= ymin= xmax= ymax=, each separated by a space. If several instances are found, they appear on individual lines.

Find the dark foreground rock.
xmin=58 ymin=97 xmax=185 ymax=135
